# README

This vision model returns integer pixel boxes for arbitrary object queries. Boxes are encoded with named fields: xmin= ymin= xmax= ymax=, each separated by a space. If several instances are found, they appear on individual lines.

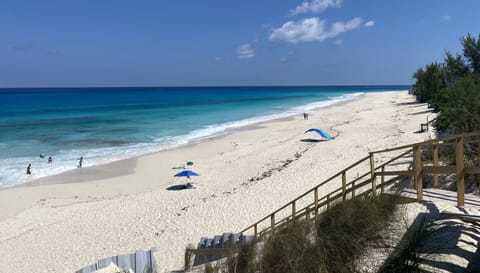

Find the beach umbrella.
xmin=174 ymin=170 xmax=200 ymax=188
xmin=305 ymin=128 xmax=333 ymax=140
xmin=174 ymin=170 xmax=200 ymax=178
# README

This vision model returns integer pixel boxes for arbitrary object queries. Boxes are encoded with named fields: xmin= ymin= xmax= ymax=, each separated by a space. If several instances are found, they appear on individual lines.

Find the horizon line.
xmin=0 ymin=84 xmax=412 ymax=89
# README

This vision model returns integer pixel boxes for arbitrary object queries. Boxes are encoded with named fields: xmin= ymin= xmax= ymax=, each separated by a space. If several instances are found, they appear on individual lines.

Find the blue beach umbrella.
xmin=304 ymin=128 xmax=333 ymax=140
xmin=174 ymin=170 xmax=200 ymax=177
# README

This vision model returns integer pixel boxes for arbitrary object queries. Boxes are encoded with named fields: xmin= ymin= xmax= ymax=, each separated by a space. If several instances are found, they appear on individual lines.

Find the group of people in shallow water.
xmin=26 ymin=155 xmax=83 ymax=175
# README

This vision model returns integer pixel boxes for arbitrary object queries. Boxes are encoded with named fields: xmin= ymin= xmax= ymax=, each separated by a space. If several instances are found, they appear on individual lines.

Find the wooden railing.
xmin=188 ymin=132 xmax=480 ymax=268
xmin=240 ymin=131 xmax=480 ymax=238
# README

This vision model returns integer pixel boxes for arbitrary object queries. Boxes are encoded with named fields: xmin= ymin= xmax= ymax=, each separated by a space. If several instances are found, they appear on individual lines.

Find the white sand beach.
xmin=0 ymin=91 xmax=436 ymax=273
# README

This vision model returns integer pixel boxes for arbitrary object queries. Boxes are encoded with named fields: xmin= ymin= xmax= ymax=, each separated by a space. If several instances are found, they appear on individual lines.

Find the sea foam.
xmin=0 ymin=91 xmax=364 ymax=188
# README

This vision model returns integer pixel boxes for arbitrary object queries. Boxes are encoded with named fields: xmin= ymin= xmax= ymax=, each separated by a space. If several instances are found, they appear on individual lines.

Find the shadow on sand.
xmin=300 ymin=138 xmax=327 ymax=143
xmin=166 ymin=183 xmax=194 ymax=191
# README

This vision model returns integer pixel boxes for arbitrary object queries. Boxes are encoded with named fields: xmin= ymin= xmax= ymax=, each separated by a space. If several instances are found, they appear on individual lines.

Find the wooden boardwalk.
xmin=189 ymin=131 xmax=480 ymax=267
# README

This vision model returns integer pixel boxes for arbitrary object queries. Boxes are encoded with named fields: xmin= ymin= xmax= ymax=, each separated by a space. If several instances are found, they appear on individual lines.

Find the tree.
xmin=434 ymin=74 xmax=480 ymax=133
xmin=443 ymin=51 xmax=468 ymax=87
xmin=462 ymin=33 xmax=480 ymax=73
xmin=412 ymin=62 xmax=444 ymax=103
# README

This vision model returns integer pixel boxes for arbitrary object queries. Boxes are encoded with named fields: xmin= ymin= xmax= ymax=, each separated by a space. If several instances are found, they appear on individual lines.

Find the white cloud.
xmin=334 ymin=39 xmax=343 ymax=45
xmin=290 ymin=0 xmax=342 ymax=16
xmin=364 ymin=20 xmax=375 ymax=28
xmin=237 ymin=44 xmax=254 ymax=59
xmin=442 ymin=15 xmax=452 ymax=21
xmin=214 ymin=57 xmax=223 ymax=61
xmin=270 ymin=17 xmax=364 ymax=43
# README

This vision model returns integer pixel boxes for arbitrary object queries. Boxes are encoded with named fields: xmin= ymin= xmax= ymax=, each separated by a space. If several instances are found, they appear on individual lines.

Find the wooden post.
xmin=270 ymin=214 xmax=275 ymax=232
xmin=254 ymin=224 xmax=257 ymax=237
xmin=433 ymin=144 xmax=439 ymax=188
xmin=352 ymin=181 xmax=356 ymax=198
xmin=342 ymin=171 xmax=347 ymax=200
xmin=327 ymin=194 xmax=331 ymax=210
xmin=369 ymin=152 xmax=377 ymax=195
xmin=456 ymin=137 xmax=465 ymax=207
xmin=413 ymin=145 xmax=423 ymax=202
xmin=292 ymin=201 xmax=296 ymax=222
xmin=314 ymin=188 xmax=318 ymax=219
xmin=305 ymin=206 xmax=311 ymax=223
xmin=381 ymin=166 xmax=385 ymax=193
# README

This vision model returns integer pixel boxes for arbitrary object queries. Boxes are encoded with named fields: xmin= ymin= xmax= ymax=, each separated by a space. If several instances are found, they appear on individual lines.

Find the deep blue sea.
xmin=0 ymin=86 xmax=408 ymax=187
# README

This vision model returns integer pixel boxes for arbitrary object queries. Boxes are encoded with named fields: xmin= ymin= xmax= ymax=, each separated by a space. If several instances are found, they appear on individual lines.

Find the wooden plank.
xmin=117 ymin=253 xmax=135 ymax=272
xmin=305 ymin=206 xmax=311 ymax=223
xmin=342 ymin=171 xmax=347 ymax=200
xmin=314 ymin=188 xmax=318 ymax=220
xmin=254 ymin=224 xmax=257 ymax=237
xmin=369 ymin=153 xmax=377 ymax=195
xmin=291 ymin=201 xmax=296 ymax=222
xmin=375 ymin=170 xmax=414 ymax=176
xmin=97 ymin=257 xmax=116 ymax=269
xmin=465 ymin=166 xmax=480 ymax=174
xmin=456 ymin=137 xmax=465 ymax=207
xmin=381 ymin=166 xmax=385 ymax=193
xmin=270 ymin=214 xmax=275 ymax=231
xmin=135 ymin=250 xmax=147 ymax=273
xmin=372 ymin=131 xmax=480 ymax=154
xmin=413 ymin=145 xmax=423 ymax=202
xmin=422 ymin=166 xmax=456 ymax=174
xmin=433 ymin=144 xmax=439 ymax=187
xmin=352 ymin=181 xmax=355 ymax=198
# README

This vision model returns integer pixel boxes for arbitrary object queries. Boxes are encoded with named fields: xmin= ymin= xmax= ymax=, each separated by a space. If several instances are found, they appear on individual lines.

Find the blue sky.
xmin=1 ymin=0 xmax=479 ymax=87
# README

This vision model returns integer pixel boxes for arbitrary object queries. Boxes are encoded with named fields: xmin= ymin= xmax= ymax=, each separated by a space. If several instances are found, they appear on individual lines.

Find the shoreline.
xmin=6 ymin=91 xmax=368 ymax=190
xmin=0 ymin=91 xmax=435 ymax=273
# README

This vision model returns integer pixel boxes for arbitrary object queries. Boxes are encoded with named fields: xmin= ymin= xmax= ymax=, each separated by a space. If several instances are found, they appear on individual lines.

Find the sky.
xmin=1 ymin=0 xmax=480 ymax=87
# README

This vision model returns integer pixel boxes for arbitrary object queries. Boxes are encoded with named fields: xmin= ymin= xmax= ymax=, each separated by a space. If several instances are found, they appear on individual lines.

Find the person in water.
xmin=26 ymin=164 xmax=31 ymax=175
xmin=78 ymin=156 xmax=83 ymax=168
xmin=48 ymin=157 xmax=52 ymax=164
xmin=39 ymin=154 xmax=45 ymax=158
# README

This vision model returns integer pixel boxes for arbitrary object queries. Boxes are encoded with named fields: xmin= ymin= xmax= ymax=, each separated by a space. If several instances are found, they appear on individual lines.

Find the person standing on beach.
xmin=303 ymin=113 xmax=308 ymax=120
xmin=78 ymin=156 xmax=83 ymax=168
xmin=26 ymin=164 xmax=31 ymax=175
xmin=48 ymin=157 xmax=53 ymax=164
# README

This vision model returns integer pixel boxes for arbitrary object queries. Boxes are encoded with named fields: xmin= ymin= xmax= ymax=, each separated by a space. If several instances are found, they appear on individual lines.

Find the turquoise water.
xmin=0 ymin=86 xmax=408 ymax=187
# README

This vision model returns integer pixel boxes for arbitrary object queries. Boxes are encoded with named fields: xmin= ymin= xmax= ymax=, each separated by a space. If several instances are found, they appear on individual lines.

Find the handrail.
xmin=372 ymin=131 xmax=480 ymax=154
xmin=240 ymin=154 xmax=370 ymax=234
xmin=237 ymin=132 xmax=480 ymax=240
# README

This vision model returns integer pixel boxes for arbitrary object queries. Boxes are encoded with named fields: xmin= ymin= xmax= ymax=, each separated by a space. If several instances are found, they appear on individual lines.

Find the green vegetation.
xmin=412 ymin=33 xmax=480 ymax=134
xmin=378 ymin=218 xmax=429 ymax=273
xmin=204 ymin=194 xmax=401 ymax=273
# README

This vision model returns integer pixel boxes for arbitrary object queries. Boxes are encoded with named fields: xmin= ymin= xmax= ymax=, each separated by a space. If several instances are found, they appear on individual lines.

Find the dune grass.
xmin=204 ymin=193 xmax=401 ymax=273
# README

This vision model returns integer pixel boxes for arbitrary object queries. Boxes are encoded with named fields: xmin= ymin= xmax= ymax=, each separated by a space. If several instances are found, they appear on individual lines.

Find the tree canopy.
xmin=412 ymin=33 xmax=480 ymax=133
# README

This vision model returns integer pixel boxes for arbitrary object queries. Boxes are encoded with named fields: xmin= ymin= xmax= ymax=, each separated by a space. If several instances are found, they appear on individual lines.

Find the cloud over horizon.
xmin=270 ymin=17 xmax=367 ymax=43
xmin=290 ymin=0 xmax=342 ymax=16
xmin=237 ymin=43 xmax=254 ymax=59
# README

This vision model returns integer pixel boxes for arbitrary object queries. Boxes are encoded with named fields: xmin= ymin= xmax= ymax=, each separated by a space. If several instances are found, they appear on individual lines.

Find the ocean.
xmin=0 ymin=86 xmax=408 ymax=187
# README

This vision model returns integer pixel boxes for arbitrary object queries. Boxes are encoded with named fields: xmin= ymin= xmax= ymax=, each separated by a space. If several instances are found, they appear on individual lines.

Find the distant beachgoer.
xmin=303 ymin=113 xmax=308 ymax=120
xmin=48 ymin=157 xmax=53 ymax=164
xmin=78 ymin=156 xmax=83 ymax=168
xmin=26 ymin=164 xmax=31 ymax=175
xmin=39 ymin=154 xmax=45 ymax=158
